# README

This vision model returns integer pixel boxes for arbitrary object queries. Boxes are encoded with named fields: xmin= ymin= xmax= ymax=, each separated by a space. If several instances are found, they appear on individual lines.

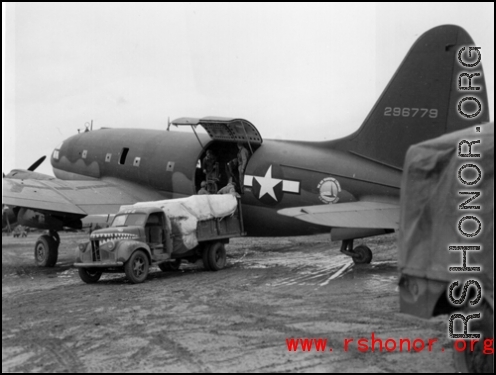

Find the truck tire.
xmin=125 ymin=250 xmax=149 ymax=284
xmin=202 ymin=245 xmax=211 ymax=271
xmin=34 ymin=235 xmax=59 ymax=267
xmin=453 ymin=301 xmax=493 ymax=373
xmin=208 ymin=242 xmax=226 ymax=271
xmin=78 ymin=268 xmax=102 ymax=284
xmin=158 ymin=259 xmax=181 ymax=272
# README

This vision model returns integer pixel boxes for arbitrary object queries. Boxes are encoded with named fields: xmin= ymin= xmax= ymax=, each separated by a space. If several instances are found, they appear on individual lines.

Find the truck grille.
xmin=91 ymin=241 xmax=101 ymax=262
xmin=90 ymin=241 xmax=112 ymax=262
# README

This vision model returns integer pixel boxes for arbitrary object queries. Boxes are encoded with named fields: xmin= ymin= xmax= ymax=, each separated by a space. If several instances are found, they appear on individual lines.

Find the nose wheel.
xmin=340 ymin=239 xmax=373 ymax=264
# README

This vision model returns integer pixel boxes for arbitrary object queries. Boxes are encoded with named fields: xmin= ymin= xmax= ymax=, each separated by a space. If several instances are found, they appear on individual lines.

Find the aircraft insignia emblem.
xmin=244 ymin=165 xmax=300 ymax=205
xmin=317 ymin=177 xmax=341 ymax=204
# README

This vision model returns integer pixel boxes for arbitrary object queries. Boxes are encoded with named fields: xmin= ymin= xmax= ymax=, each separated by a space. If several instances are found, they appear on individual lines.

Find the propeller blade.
xmin=27 ymin=156 xmax=47 ymax=171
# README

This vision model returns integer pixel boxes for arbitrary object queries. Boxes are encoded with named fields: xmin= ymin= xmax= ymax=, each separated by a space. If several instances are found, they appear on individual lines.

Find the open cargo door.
xmin=171 ymin=117 xmax=263 ymax=194
xmin=171 ymin=117 xmax=262 ymax=153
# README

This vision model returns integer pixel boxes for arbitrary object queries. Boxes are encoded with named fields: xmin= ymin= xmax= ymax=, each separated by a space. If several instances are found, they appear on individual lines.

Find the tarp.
xmin=121 ymin=195 xmax=238 ymax=253
xmin=399 ymin=123 xmax=493 ymax=289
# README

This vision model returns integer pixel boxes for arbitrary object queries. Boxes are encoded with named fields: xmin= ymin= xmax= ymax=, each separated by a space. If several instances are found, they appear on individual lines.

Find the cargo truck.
xmin=74 ymin=195 xmax=244 ymax=284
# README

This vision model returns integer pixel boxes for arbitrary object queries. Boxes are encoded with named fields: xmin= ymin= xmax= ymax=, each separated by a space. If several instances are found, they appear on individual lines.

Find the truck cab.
xmin=75 ymin=207 xmax=173 ymax=283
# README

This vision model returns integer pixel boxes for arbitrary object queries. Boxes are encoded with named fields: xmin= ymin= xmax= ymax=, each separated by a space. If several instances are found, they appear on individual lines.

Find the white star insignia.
xmin=244 ymin=165 xmax=301 ymax=202
xmin=254 ymin=166 xmax=282 ymax=201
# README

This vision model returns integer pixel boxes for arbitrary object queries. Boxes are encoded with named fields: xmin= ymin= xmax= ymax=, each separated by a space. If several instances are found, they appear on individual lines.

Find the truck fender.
xmin=115 ymin=241 xmax=152 ymax=264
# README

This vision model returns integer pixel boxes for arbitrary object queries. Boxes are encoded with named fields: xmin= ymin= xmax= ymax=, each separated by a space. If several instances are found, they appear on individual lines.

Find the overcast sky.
xmin=2 ymin=2 xmax=494 ymax=177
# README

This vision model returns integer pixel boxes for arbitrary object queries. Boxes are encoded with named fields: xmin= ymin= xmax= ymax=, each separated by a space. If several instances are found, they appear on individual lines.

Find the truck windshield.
xmin=111 ymin=213 xmax=147 ymax=227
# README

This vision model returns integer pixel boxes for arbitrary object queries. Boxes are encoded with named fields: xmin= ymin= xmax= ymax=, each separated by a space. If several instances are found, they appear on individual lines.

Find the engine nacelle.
xmin=17 ymin=208 xmax=82 ymax=230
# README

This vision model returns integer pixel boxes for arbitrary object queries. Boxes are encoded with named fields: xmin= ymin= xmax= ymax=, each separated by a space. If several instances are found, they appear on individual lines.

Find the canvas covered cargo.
xmin=398 ymin=123 xmax=494 ymax=318
xmin=120 ymin=194 xmax=238 ymax=254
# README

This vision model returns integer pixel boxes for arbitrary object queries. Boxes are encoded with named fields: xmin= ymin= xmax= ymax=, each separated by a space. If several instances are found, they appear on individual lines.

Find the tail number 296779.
xmin=384 ymin=107 xmax=438 ymax=118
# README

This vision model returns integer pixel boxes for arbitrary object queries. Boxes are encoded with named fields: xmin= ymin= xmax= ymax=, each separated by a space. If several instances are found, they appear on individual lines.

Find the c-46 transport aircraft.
xmin=3 ymin=25 xmax=489 ymax=267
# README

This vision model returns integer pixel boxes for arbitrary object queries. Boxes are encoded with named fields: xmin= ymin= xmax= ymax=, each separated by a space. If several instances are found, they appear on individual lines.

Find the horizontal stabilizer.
xmin=278 ymin=201 xmax=399 ymax=229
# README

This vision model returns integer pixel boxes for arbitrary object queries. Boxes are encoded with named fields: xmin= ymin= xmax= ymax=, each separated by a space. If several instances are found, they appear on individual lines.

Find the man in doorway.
xmin=236 ymin=142 xmax=249 ymax=193
xmin=226 ymin=159 xmax=239 ymax=186
xmin=202 ymin=150 xmax=219 ymax=182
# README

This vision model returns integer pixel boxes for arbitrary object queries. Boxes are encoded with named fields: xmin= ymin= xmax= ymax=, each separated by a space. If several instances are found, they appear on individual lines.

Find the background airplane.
xmin=2 ymin=156 xmax=47 ymax=232
xmin=3 ymin=25 xmax=489 ymax=267
xmin=2 ymin=205 xmax=16 ymax=233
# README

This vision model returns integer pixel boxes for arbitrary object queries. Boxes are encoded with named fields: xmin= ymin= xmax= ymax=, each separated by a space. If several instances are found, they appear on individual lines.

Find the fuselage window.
xmin=119 ymin=148 xmax=129 ymax=165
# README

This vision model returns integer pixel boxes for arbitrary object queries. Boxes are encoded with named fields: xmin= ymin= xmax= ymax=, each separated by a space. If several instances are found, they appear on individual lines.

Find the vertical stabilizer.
xmin=344 ymin=25 xmax=489 ymax=169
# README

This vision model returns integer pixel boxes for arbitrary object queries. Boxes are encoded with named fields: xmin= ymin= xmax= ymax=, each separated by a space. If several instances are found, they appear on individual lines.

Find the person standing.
xmin=202 ymin=150 xmax=218 ymax=182
xmin=226 ymin=159 xmax=239 ymax=185
xmin=236 ymin=142 xmax=249 ymax=193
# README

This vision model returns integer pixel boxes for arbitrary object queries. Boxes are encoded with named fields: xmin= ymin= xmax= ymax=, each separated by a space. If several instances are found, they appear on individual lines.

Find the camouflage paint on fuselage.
xmin=50 ymin=127 xmax=401 ymax=237
xmin=52 ymin=129 xmax=207 ymax=197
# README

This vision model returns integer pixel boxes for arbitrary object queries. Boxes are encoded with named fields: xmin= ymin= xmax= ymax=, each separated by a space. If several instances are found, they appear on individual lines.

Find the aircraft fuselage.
xmin=50 ymin=128 xmax=401 ymax=237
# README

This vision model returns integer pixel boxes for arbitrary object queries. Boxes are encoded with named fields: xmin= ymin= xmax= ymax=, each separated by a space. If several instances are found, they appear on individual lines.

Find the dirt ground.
xmin=2 ymin=231 xmax=455 ymax=372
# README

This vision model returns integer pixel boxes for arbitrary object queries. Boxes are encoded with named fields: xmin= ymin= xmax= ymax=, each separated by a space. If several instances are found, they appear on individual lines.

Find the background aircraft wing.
xmin=2 ymin=177 xmax=167 ymax=216
xmin=277 ymin=201 xmax=400 ymax=230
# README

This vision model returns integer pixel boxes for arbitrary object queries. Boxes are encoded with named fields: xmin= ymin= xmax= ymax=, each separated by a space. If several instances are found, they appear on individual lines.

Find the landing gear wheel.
xmin=78 ymin=268 xmax=102 ymax=284
xmin=34 ymin=235 xmax=59 ymax=267
xmin=158 ymin=259 xmax=181 ymax=272
xmin=208 ymin=242 xmax=226 ymax=271
xmin=453 ymin=301 xmax=493 ymax=373
xmin=125 ymin=250 xmax=149 ymax=284
xmin=202 ymin=245 xmax=211 ymax=271
xmin=47 ymin=230 xmax=60 ymax=247
xmin=352 ymin=245 xmax=372 ymax=264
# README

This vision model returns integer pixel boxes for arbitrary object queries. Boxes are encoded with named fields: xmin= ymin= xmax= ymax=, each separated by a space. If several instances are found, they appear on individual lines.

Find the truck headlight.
xmin=79 ymin=243 xmax=88 ymax=252
xmin=101 ymin=240 xmax=116 ymax=251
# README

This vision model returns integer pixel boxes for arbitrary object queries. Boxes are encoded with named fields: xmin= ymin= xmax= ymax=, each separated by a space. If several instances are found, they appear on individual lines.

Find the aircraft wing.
xmin=2 ymin=177 xmax=167 ymax=216
xmin=277 ymin=201 xmax=400 ymax=230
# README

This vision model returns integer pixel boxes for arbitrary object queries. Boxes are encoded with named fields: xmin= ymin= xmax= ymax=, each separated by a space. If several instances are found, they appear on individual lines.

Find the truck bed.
xmin=196 ymin=200 xmax=244 ymax=242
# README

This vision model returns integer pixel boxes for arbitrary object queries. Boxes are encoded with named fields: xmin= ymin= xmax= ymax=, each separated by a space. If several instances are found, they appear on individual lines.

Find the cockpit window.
xmin=111 ymin=213 xmax=146 ymax=227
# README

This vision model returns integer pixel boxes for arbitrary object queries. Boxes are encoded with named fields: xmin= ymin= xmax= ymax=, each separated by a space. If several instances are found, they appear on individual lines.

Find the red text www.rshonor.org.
xmin=286 ymin=333 xmax=494 ymax=354
xmin=286 ymin=335 xmax=437 ymax=353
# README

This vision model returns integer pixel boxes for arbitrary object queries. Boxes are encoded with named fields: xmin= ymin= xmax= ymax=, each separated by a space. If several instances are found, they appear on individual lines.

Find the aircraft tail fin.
xmin=343 ymin=25 xmax=489 ymax=169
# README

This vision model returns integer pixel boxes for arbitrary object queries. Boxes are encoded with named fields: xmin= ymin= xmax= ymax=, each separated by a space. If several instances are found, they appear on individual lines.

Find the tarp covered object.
xmin=399 ymin=123 xmax=493 ymax=289
xmin=121 ymin=195 xmax=238 ymax=253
